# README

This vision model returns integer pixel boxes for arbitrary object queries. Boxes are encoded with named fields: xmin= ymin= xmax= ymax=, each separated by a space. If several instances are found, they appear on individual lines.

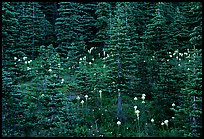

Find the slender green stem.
xmin=138 ymin=119 xmax=140 ymax=137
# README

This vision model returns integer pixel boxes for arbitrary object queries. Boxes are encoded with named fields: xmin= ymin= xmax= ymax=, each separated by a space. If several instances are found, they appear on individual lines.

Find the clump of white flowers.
xmin=164 ymin=120 xmax=169 ymax=126
xmin=85 ymin=95 xmax=88 ymax=101
xmin=117 ymin=121 xmax=121 ymax=126
xmin=161 ymin=122 xmax=164 ymax=126
xmin=134 ymin=106 xmax=137 ymax=111
xmin=81 ymin=100 xmax=84 ymax=104
xmin=172 ymin=103 xmax=175 ymax=107
xmin=89 ymin=62 xmax=92 ymax=65
xmin=76 ymin=96 xmax=80 ymax=100
xmin=151 ymin=118 xmax=154 ymax=123
xmin=48 ymin=69 xmax=52 ymax=72
xmin=18 ymin=59 xmax=21 ymax=62
xmin=135 ymin=110 xmax=140 ymax=120
xmin=99 ymin=90 xmax=102 ymax=98
xmin=14 ymin=57 xmax=17 ymax=60
xmin=28 ymin=60 xmax=32 ymax=64
xmin=27 ymin=67 xmax=31 ymax=71
xmin=61 ymin=78 xmax=64 ymax=84
xmin=134 ymin=97 xmax=138 ymax=101
xmin=23 ymin=56 xmax=27 ymax=60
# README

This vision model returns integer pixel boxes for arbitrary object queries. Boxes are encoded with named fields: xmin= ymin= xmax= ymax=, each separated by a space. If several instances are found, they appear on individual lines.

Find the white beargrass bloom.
xmin=135 ymin=110 xmax=140 ymax=114
xmin=178 ymin=64 xmax=180 ymax=66
xmin=27 ymin=67 xmax=31 ymax=70
xmin=25 ymin=61 xmax=27 ymax=64
xmin=172 ymin=103 xmax=175 ymax=107
xmin=89 ymin=62 xmax=92 ymax=65
xmin=187 ymin=68 xmax=190 ymax=70
xmin=167 ymin=59 xmax=169 ymax=62
xmin=23 ymin=57 xmax=27 ymax=60
xmin=62 ymin=79 xmax=64 ymax=82
xmin=117 ymin=121 xmax=121 ymax=126
xmin=170 ymin=55 xmax=172 ymax=57
xmin=142 ymin=101 xmax=145 ymax=104
xmin=141 ymin=96 xmax=145 ymax=100
xmin=151 ymin=118 xmax=154 ymax=123
xmin=28 ymin=60 xmax=32 ymax=64
xmin=172 ymin=117 xmax=175 ymax=119
xmin=81 ymin=100 xmax=84 ymax=104
xmin=94 ymin=73 xmax=96 ymax=76
xmin=99 ymin=90 xmax=102 ymax=93
xmin=14 ymin=57 xmax=17 ymax=60
xmin=142 ymin=94 xmax=146 ymax=97
xmin=41 ymin=94 xmax=44 ymax=97
xmin=76 ymin=96 xmax=80 ymax=100
xmin=92 ymin=58 xmax=94 ymax=61
xmin=164 ymin=120 xmax=169 ymax=126
xmin=85 ymin=95 xmax=88 ymax=100
xmin=18 ymin=59 xmax=21 ymax=62
xmin=161 ymin=122 xmax=164 ymax=126
xmin=103 ymin=64 xmax=106 ymax=68
xmin=48 ymin=69 xmax=52 ymax=72
xmin=134 ymin=97 xmax=138 ymax=100
xmin=134 ymin=106 xmax=137 ymax=111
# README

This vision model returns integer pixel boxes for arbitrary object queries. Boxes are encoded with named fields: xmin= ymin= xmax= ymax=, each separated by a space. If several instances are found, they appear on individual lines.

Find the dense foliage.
xmin=2 ymin=2 xmax=202 ymax=137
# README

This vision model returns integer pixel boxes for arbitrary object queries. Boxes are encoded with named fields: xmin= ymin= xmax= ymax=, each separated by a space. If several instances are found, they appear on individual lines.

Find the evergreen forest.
xmin=2 ymin=2 xmax=202 ymax=137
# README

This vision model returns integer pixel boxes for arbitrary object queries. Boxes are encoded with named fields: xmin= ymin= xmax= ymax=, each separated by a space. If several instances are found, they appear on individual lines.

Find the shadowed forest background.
xmin=2 ymin=2 xmax=202 ymax=137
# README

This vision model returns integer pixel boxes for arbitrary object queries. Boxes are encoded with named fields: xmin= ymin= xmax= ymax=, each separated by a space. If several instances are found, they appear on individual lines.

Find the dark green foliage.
xmin=2 ymin=2 xmax=202 ymax=137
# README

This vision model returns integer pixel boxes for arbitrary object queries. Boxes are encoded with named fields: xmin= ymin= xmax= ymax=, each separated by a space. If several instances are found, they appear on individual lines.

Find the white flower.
xmin=142 ymin=94 xmax=146 ymax=97
xmin=89 ymin=62 xmax=92 ymax=65
xmin=172 ymin=117 xmax=175 ymax=119
xmin=25 ymin=61 xmax=27 ymax=64
xmin=178 ymin=64 xmax=180 ymax=66
xmin=81 ymin=100 xmax=84 ymax=104
xmin=99 ymin=90 xmax=102 ymax=93
xmin=161 ymin=122 xmax=164 ymax=126
xmin=134 ymin=106 xmax=137 ymax=111
xmin=103 ymin=65 xmax=106 ymax=68
xmin=134 ymin=97 xmax=138 ymax=100
xmin=141 ymin=96 xmax=145 ymax=100
xmin=118 ymin=89 xmax=120 ymax=92
xmin=167 ymin=59 xmax=169 ymax=62
xmin=135 ymin=110 xmax=140 ymax=114
xmin=164 ymin=120 xmax=169 ymax=126
xmin=113 ymin=81 xmax=115 ymax=84
xmin=151 ymin=118 xmax=154 ymax=123
xmin=67 ymin=57 xmax=69 ymax=59
xmin=41 ymin=94 xmax=44 ymax=97
xmin=176 ymin=56 xmax=178 ymax=59
xmin=187 ymin=68 xmax=190 ymax=70
xmin=179 ymin=58 xmax=181 ymax=61
xmin=144 ymin=60 xmax=145 ymax=62
xmin=14 ymin=62 xmax=16 ymax=65
xmin=94 ymin=73 xmax=96 ymax=76
xmin=117 ymin=121 xmax=121 ymax=126
xmin=170 ymin=55 xmax=172 ymax=57
xmin=28 ymin=60 xmax=32 ymax=64
xmin=23 ymin=57 xmax=27 ymax=60
xmin=48 ymin=69 xmax=52 ymax=72
xmin=27 ymin=67 xmax=31 ymax=71
xmin=18 ymin=59 xmax=21 ymax=62
xmin=76 ymin=96 xmax=80 ymax=100
xmin=172 ymin=103 xmax=175 ymax=107
xmin=79 ymin=58 xmax=82 ymax=61
xmin=142 ymin=101 xmax=145 ymax=104
xmin=92 ymin=58 xmax=94 ymax=61
xmin=14 ymin=57 xmax=17 ymax=60
xmin=41 ymin=65 xmax=43 ymax=67
xmin=85 ymin=95 xmax=88 ymax=99
xmin=61 ymin=79 xmax=64 ymax=82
